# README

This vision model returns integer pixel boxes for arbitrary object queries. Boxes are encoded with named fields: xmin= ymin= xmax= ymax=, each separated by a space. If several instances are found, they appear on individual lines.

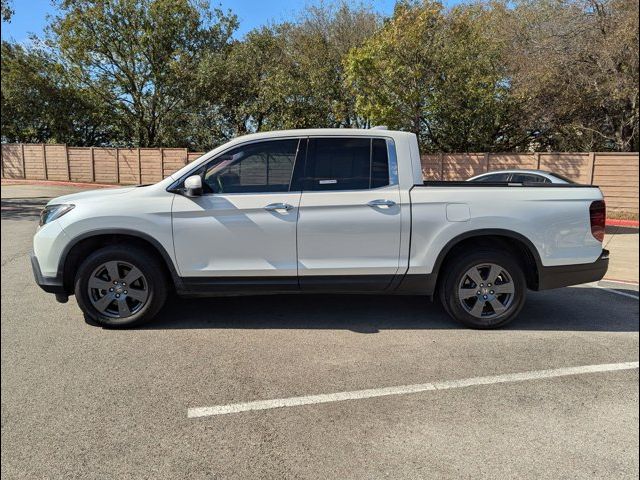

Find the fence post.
xmin=0 ymin=145 xmax=4 ymax=179
xmin=485 ymin=153 xmax=490 ymax=172
xmin=90 ymin=147 xmax=95 ymax=182
xmin=160 ymin=147 xmax=164 ymax=180
xmin=115 ymin=148 xmax=120 ymax=184
xmin=439 ymin=153 xmax=444 ymax=181
xmin=184 ymin=148 xmax=188 ymax=166
xmin=588 ymin=152 xmax=596 ymax=185
xmin=21 ymin=143 xmax=26 ymax=179
xmin=535 ymin=152 xmax=541 ymax=170
xmin=138 ymin=148 xmax=142 ymax=184
xmin=42 ymin=143 xmax=48 ymax=180
xmin=65 ymin=144 xmax=71 ymax=181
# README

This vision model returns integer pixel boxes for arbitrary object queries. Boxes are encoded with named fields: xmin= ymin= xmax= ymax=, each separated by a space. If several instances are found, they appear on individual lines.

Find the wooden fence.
xmin=1 ymin=144 xmax=638 ymax=214
xmin=422 ymin=152 xmax=638 ymax=214
xmin=0 ymin=144 xmax=204 ymax=185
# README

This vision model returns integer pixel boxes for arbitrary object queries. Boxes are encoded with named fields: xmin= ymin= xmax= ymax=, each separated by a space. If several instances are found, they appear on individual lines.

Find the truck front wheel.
xmin=439 ymin=249 xmax=526 ymax=329
xmin=74 ymin=245 xmax=168 ymax=328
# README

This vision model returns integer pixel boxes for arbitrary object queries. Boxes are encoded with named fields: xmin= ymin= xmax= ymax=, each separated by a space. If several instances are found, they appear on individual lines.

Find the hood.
xmin=47 ymin=186 xmax=138 ymax=205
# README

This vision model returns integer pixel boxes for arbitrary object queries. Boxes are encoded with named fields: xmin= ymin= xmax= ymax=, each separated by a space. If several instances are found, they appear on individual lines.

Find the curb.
xmin=606 ymin=219 xmax=639 ymax=228
xmin=601 ymin=278 xmax=640 ymax=286
xmin=2 ymin=179 xmax=120 ymax=188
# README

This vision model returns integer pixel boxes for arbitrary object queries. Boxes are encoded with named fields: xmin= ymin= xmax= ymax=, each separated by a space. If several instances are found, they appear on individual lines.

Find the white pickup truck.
xmin=32 ymin=128 xmax=609 ymax=328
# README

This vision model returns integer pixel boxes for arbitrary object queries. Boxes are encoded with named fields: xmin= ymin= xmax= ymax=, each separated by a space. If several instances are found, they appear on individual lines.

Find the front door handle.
xmin=367 ymin=199 xmax=396 ymax=207
xmin=264 ymin=203 xmax=294 ymax=212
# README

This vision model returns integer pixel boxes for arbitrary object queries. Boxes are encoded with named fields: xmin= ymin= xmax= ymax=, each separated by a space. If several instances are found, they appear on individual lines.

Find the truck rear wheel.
xmin=439 ymin=249 xmax=526 ymax=329
xmin=74 ymin=245 xmax=167 ymax=328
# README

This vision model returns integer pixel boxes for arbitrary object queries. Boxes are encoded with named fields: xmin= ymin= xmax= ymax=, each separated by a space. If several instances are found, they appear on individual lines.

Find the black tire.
xmin=438 ymin=248 xmax=526 ymax=329
xmin=75 ymin=245 xmax=168 ymax=328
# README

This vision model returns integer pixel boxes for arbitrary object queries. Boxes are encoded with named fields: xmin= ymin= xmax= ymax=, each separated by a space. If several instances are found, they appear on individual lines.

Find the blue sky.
xmin=1 ymin=0 xmax=461 ymax=43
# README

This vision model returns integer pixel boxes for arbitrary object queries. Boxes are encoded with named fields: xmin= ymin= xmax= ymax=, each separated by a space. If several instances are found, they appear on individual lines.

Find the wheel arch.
xmin=59 ymin=229 xmax=182 ymax=294
xmin=429 ymin=229 xmax=543 ymax=295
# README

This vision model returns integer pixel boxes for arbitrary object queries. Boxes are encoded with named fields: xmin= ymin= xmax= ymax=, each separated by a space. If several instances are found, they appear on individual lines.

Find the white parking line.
xmin=601 ymin=278 xmax=639 ymax=287
xmin=597 ymin=287 xmax=639 ymax=300
xmin=188 ymin=361 xmax=639 ymax=419
xmin=590 ymin=282 xmax=640 ymax=299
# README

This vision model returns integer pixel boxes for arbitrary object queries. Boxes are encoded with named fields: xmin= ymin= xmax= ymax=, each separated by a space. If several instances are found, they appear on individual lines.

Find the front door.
xmin=172 ymin=138 xmax=303 ymax=282
xmin=296 ymin=137 xmax=403 ymax=291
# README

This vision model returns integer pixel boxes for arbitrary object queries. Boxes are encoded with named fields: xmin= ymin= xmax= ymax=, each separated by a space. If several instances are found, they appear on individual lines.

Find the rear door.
xmin=296 ymin=137 xmax=403 ymax=291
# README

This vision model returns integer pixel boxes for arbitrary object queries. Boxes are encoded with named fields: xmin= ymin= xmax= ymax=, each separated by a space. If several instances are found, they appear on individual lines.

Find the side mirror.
xmin=184 ymin=175 xmax=203 ymax=197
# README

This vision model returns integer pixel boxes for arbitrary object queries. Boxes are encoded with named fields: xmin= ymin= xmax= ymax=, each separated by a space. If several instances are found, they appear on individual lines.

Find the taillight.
xmin=590 ymin=200 xmax=606 ymax=242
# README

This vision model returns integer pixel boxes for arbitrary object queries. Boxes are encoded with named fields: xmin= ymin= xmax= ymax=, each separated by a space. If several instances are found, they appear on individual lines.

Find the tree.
xmin=287 ymin=1 xmax=381 ymax=128
xmin=344 ymin=1 xmax=518 ymax=152
xmin=49 ymin=0 xmax=237 ymax=147
xmin=500 ymin=0 xmax=639 ymax=151
xmin=1 ymin=0 xmax=13 ymax=22
xmin=195 ymin=0 xmax=380 ymax=144
xmin=1 ymin=0 xmax=637 ymax=152
xmin=1 ymin=41 xmax=113 ymax=145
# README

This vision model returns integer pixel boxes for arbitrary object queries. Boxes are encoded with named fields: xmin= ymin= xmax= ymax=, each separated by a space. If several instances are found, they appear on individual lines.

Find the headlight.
xmin=39 ymin=204 xmax=75 ymax=226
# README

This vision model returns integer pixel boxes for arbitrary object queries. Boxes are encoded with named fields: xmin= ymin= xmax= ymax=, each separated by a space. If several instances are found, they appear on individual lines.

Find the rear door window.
xmin=303 ymin=137 xmax=390 ymax=191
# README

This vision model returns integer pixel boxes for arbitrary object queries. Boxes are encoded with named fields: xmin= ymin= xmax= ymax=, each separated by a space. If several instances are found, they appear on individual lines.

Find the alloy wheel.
xmin=87 ymin=260 xmax=149 ymax=318
xmin=457 ymin=263 xmax=515 ymax=319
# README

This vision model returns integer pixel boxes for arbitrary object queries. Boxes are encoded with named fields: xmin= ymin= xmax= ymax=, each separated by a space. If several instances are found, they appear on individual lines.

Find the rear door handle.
xmin=367 ymin=199 xmax=396 ymax=207
xmin=264 ymin=203 xmax=294 ymax=212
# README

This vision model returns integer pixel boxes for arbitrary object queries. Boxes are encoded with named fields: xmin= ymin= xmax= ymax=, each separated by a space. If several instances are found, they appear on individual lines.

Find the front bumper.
xmin=30 ymin=253 xmax=67 ymax=299
xmin=537 ymin=249 xmax=609 ymax=290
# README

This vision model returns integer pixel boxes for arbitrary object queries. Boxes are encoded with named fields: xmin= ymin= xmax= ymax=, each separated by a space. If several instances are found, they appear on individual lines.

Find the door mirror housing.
xmin=184 ymin=175 xmax=203 ymax=197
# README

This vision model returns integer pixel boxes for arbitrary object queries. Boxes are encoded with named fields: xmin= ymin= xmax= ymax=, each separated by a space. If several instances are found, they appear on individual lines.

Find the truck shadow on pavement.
xmin=138 ymin=287 xmax=639 ymax=333
xmin=606 ymin=225 xmax=639 ymax=236
xmin=1 ymin=198 xmax=49 ymax=220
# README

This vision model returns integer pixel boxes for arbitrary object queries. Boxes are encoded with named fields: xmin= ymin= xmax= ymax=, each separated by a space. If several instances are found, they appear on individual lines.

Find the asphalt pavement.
xmin=2 ymin=183 xmax=638 ymax=479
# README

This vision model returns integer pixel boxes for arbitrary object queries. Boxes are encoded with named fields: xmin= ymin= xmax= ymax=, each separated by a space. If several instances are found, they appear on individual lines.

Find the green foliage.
xmin=0 ymin=0 xmax=638 ymax=152
xmin=198 ymin=1 xmax=380 ymax=142
xmin=501 ymin=0 xmax=639 ymax=151
xmin=1 ymin=41 xmax=114 ymax=144
xmin=49 ymin=0 xmax=237 ymax=148
xmin=1 ymin=0 xmax=12 ymax=22
xmin=344 ymin=1 xmax=520 ymax=152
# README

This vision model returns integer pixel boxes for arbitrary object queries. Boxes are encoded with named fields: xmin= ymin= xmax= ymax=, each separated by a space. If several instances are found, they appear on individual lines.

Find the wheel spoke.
xmin=88 ymin=278 xmax=113 ymax=291
xmin=489 ymin=298 xmax=507 ymax=314
xmin=458 ymin=288 xmax=478 ymax=300
xmin=127 ymin=288 xmax=148 ymax=303
xmin=104 ymin=261 xmax=119 ymax=282
xmin=93 ymin=293 xmax=115 ymax=313
xmin=123 ymin=266 xmax=143 ymax=285
xmin=486 ymin=264 xmax=502 ymax=284
xmin=466 ymin=267 xmax=484 ymax=287
xmin=117 ymin=298 xmax=132 ymax=317
xmin=493 ymin=283 xmax=514 ymax=295
xmin=469 ymin=298 xmax=485 ymax=317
